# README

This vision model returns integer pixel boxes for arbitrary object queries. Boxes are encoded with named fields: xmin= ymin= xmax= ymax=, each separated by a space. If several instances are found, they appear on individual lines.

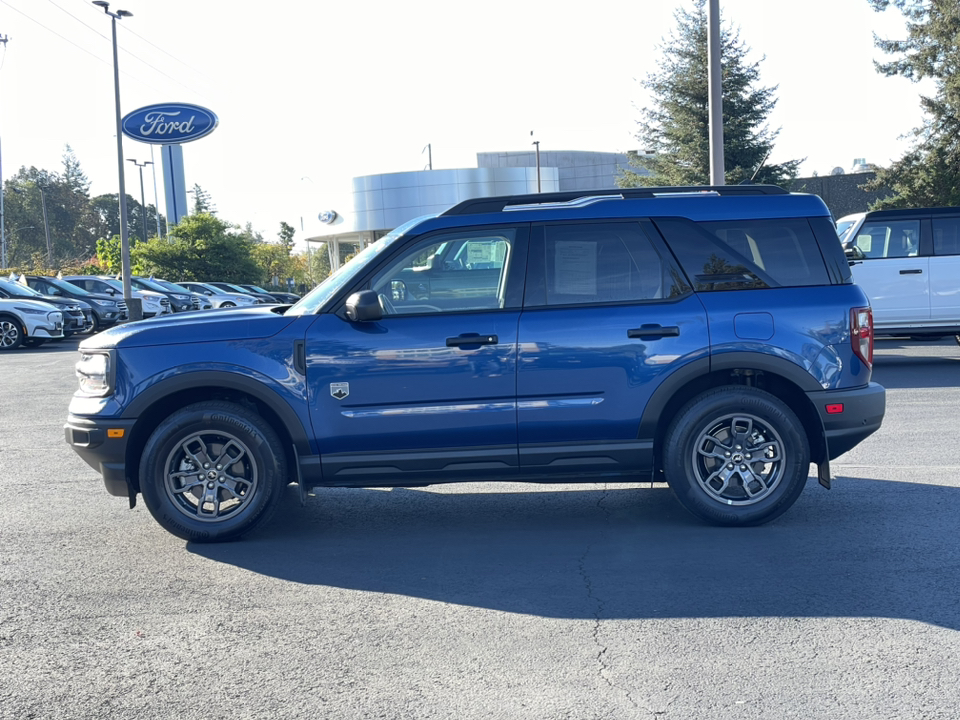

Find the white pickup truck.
xmin=838 ymin=207 xmax=960 ymax=342
xmin=0 ymin=298 xmax=65 ymax=350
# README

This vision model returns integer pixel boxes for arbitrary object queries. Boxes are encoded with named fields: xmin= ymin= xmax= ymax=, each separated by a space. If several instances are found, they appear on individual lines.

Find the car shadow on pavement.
xmin=189 ymin=476 xmax=960 ymax=629
xmin=871 ymin=354 xmax=960 ymax=389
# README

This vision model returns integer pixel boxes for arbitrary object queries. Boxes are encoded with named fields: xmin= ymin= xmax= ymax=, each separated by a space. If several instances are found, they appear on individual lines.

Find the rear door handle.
xmin=627 ymin=324 xmax=680 ymax=339
xmin=446 ymin=333 xmax=499 ymax=347
xmin=899 ymin=269 xmax=923 ymax=275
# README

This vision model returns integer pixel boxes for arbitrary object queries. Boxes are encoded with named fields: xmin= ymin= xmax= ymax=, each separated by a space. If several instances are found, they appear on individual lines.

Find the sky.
xmin=0 ymin=0 xmax=931 ymax=248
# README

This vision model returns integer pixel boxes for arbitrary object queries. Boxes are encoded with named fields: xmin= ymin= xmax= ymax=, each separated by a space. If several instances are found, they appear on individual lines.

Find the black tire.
xmin=88 ymin=314 xmax=101 ymax=334
xmin=139 ymin=401 xmax=288 ymax=542
xmin=220 ymin=301 xmax=235 ymax=308
xmin=662 ymin=386 xmax=810 ymax=527
xmin=0 ymin=315 xmax=23 ymax=351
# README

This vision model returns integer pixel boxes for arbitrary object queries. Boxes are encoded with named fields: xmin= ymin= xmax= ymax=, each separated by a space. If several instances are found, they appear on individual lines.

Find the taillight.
xmin=851 ymin=306 xmax=873 ymax=367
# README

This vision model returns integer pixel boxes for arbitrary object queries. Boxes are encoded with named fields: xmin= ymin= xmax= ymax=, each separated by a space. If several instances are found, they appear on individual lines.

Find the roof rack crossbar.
xmin=441 ymin=185 xmax=787 ymax=216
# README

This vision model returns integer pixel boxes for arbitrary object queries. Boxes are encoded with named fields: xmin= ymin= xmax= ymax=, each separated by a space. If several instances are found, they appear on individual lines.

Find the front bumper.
xmin=806 ymin=382 xmax=886 ymax=459
xmin=64 ymin=414 xmax=137 ymax=497
xmin=27 ymin=318 xmax=64 ymax=339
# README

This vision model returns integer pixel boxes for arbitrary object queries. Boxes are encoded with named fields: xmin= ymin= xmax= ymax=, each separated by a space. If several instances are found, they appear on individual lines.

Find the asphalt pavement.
xmin=0 ymin=336 xmax=958 ymax=719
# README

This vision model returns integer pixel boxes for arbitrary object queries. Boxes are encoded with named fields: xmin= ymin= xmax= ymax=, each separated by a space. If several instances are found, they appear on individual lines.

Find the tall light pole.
xmin=127 ymin=159 xmax=152 ymax=242
xmin=707 ymin=0 xmax=725 ymax=186
xmin=37 ymin=182 xmax=53 ymax=266
xmin=149 ymin=145 xmax=162 ymax=239
xmin=0 ymin=34 xmax=9 ymax=269
xmin=92 ymin=1 xmax=140 ymax=319
xmin=530 ymin=131 xmax=541 ymax=193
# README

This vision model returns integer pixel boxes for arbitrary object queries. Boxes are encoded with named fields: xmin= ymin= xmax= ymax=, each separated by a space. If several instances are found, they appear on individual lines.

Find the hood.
xmin=79 ymin=304 xmax=297 ymax=349
xmin=0 ymin=298 xmax=63 ymax=314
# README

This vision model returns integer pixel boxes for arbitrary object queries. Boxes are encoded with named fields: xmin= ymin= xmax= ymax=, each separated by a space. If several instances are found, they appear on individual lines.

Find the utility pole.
xmin=0 ymin=34 xmax=8 ymax=269
xmin=38 ymin=182 xmax=53 ymax=266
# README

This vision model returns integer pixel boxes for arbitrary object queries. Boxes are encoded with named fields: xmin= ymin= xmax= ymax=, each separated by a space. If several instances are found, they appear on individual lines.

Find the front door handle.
xmin=899 ymin=269 xmax=923 ymax=275
xmin=628 ymin=324 xmax=680 ymax=339
xmin=446 ymin=333 xmax=499 ymax=347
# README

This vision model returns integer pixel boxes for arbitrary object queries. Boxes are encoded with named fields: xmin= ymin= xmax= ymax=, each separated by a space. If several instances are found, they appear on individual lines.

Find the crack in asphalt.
xmin=579 ymin=484 xmax=640 ymax=714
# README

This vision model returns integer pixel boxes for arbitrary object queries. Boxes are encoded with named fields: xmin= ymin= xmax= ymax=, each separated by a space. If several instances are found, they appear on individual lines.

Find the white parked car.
xmin=838 ymin=208 xmax=960 ymax=340
xmin=177 ymin=281 xmax=259 ymax=309
xmin=0 ymin=298 xmax=64 ymax=350
xmin=62 ymin=276 xmax=172 ymax=318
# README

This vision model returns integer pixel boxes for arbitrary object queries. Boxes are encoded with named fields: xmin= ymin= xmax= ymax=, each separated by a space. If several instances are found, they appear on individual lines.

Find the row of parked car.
xmin=0 ymin=274 xmax=301 ymax=350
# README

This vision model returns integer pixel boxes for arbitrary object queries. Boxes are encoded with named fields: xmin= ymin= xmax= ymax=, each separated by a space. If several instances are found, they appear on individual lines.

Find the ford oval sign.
xmin=121 ymin=103 xmax=218 ymax=145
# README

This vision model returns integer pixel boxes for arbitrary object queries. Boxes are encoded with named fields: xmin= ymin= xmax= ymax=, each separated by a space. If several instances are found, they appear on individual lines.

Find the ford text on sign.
xmin=121 ymin=103 xmax=218 ymax=144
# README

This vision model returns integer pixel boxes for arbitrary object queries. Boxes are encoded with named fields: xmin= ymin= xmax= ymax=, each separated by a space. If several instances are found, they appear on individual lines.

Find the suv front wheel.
xmin=663 ymin=386 xmax=810 ymax=526
xmin=139 ymin=401 xmax=287 ymax=542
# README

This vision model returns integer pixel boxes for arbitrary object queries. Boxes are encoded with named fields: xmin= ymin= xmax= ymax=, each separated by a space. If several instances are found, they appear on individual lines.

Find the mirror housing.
xmin=844 ymin=244 xmax=865 ymax=264
xmin=344 ymin=290 xmax=382 ymax=322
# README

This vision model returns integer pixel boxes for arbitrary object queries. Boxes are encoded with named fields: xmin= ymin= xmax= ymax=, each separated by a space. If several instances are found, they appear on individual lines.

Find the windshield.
xmin=247 ymin=284 xmax=270 ymax=294
xmin=154 ymin=279 xmax=195 ymax=294
xmin=0 ymin=278 xmax=44 ymax=297
xmin=222 ymin=282 xmax=253 ymax=294
xmin=101 ymin=278 xmax=124 ymax=292
xmin=193 ymin=283 xmax=227 ymax=295
xmin=46 ymin=277 xmax=94 ymax=296
xmin=836 ymin=221 xmax=856 ymax=243
xmin=134 ymin=277 xmax=173 ymax=293
xmin=285 ymin=215 xmax=434 ymax=316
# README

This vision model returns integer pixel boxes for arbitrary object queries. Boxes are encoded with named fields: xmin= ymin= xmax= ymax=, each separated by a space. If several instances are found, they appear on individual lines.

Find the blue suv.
xmin=65 ymin=186 xmax=885 ymax=541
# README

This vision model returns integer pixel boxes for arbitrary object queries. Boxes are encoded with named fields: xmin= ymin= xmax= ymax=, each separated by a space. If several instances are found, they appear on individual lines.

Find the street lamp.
xmin=127 ymin=159 xmax=152 ymax=242
xmin=92 ymin=1 xmax=141 ymax=320
xmin=530 ymin=131 xmax=541 ymax=193
xmin=37 ymin=182 xmax=53 ymax=266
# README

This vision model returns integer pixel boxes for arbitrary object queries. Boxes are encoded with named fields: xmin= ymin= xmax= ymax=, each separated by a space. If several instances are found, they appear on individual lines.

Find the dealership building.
xmin=303 ymin=150 xmax=647 ymax=271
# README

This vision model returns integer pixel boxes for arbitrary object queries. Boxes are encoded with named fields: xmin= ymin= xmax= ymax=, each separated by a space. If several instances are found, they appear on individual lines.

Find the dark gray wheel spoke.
xmin=691 ymin=412 xmax=785 ymax=506
xmin=163 ymin=430 xmax=258 ymax=523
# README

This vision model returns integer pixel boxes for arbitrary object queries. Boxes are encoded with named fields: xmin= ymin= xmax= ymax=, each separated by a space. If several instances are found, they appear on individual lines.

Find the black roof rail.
xmin=441 ymin=184 xmax=788 ymax=216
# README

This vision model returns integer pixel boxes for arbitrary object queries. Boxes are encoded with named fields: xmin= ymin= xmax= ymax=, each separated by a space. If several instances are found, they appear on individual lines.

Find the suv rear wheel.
xmin=139 ymin=401 xmax=287 ymax=542
xmin=663 ymin=386 xmax=809 ymax=526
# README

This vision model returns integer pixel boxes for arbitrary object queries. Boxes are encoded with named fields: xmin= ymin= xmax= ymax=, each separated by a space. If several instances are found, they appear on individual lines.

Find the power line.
xmin=119 ymin=23 xmax=215 ymax=87
xmin=0 ymin=0 xmax=106 ymax=66
xmin=45 ymin=0 xmax=208 ymax=99
xmin=43 ymin=0 xmax=108 ymax=43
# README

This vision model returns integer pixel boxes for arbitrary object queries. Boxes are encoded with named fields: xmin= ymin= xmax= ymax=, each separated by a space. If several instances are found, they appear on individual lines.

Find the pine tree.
xmin=619 ymin=0 xmax=800 ymax=188
xmin=865 ymin=1 xmax=960 ymax=208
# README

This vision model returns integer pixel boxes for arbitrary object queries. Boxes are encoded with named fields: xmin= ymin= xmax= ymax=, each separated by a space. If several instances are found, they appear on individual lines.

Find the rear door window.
xmin=654 ymin=217 xmax=830 ymax=290
xmin=932 ymin=217 xmax=960 ymax=256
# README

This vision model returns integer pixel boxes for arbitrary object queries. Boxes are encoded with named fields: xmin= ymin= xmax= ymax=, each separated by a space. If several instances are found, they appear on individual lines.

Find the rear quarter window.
xmin=654 ymin=217 xmax=831 ymax=291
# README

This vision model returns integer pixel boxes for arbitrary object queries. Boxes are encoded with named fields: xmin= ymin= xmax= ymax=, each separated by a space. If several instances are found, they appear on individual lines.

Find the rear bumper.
xmin=806 ymin=382 xmax=886 ymax=459
xmin=64 ymin=415 xmax=137 ymax=497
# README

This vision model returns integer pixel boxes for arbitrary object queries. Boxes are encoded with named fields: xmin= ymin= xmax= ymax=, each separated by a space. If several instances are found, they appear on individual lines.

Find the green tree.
xmin=278 ymin=221 xmax=296 ymax=255
xmin=85 ymin=193 xmax=167 ymax=244
xmin=618 ymin=0 xmax=800 ymax=188
xmin=133 ymin=212 xmax=260 ymax=282
xmin=865 ymin=1 xmax=960 ymax=208
xmin=189 ymin=184 xmax=217 ymax=215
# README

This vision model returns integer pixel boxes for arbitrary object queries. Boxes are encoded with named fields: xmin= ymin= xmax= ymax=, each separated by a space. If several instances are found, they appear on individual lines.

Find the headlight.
xmin=15 ymin=306 xmax=46 ymax=315
xmin=174 ymin=294 xmax=190 ymax=300
xmin=75 ymin=350 xmax=115 ymax=397
xmin=92 ymin=299 xmax=116 ymax=307
xmin=239 ymin=296 xmax=255 ymax=304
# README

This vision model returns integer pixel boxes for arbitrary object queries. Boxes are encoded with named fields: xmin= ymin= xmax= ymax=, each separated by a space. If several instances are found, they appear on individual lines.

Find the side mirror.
xmin=844 ymin=245 xmax=865 ymax=263
xmin=344 ymin=290 xmax=382 ymax=322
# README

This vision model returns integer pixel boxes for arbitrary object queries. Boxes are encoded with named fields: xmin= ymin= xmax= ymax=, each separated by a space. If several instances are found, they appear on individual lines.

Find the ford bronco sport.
xmin=66 ymin=186 xmax=885 ymax=541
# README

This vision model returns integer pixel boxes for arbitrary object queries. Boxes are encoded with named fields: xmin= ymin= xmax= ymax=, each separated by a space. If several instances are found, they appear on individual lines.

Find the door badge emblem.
xmin=330 ymin=382 xmax=349 ymax=400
